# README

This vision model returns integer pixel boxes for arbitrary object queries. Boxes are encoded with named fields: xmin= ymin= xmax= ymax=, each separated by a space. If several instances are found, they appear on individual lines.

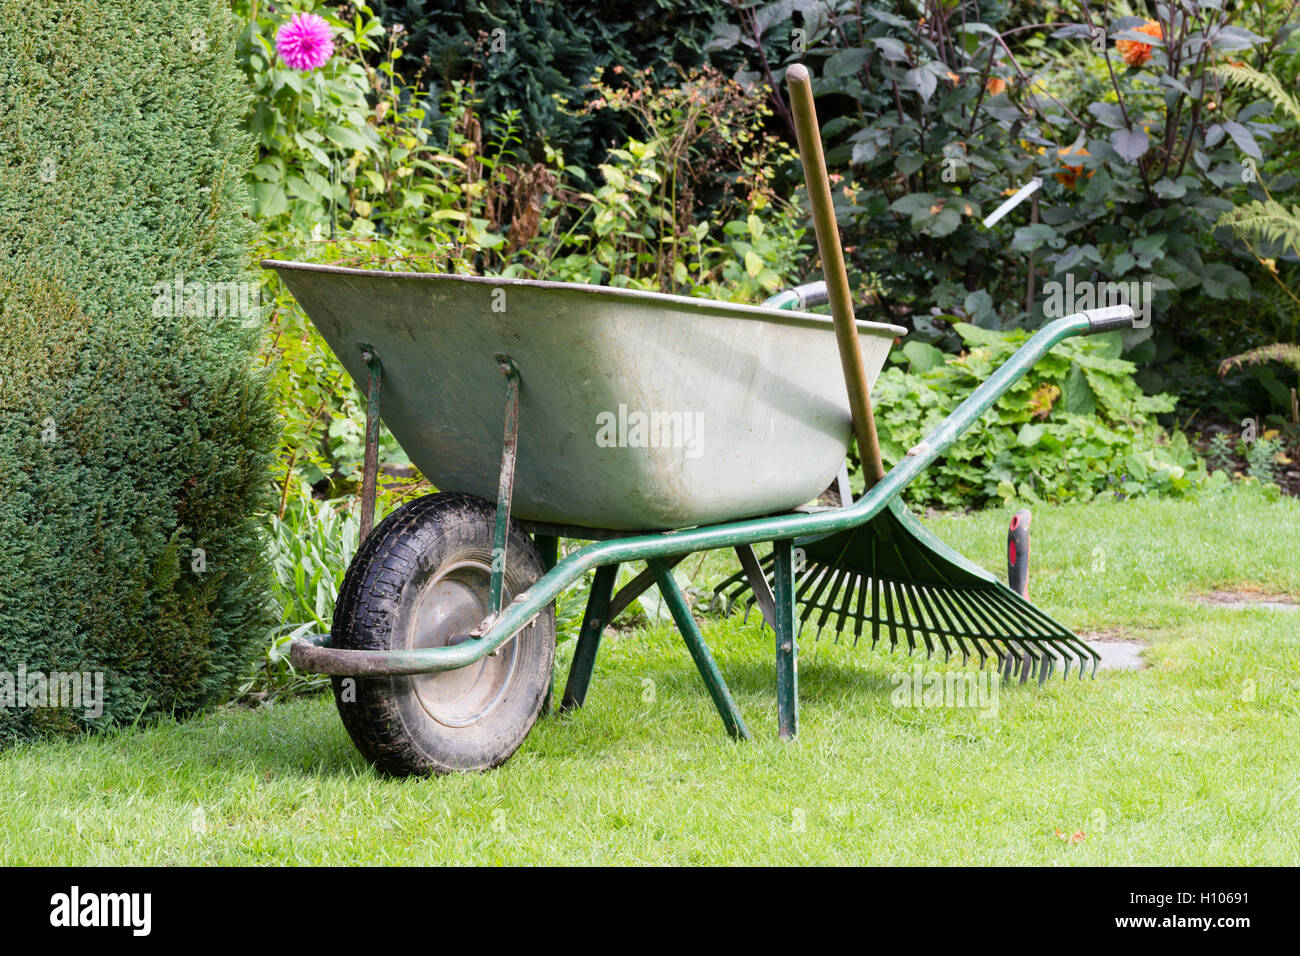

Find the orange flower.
xmin=985 ymin=76 xmax=1008 ymax=96
xmin=1055 ymin=146 xmax=1093 ymax=188
xmin=1116 ymin=20 xmax=1162 ymax=68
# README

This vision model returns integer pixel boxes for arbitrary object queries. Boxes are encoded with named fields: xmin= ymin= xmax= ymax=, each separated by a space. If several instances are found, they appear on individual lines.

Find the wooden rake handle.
xmin=786 ymin=63 xmax=886 ymax=488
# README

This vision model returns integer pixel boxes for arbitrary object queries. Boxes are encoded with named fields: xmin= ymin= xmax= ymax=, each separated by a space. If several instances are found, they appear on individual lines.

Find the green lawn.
xmin=2 ymin=488 xmax=1298 ymax=865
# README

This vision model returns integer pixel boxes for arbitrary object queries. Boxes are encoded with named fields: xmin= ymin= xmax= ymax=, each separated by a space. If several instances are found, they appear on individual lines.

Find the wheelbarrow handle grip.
xmin=760 ymin=280 xmax=829 ymax=311
xmin=793 ymin=280 xmax=830 ymax=309
xmin=1083 ymin=305 xmax=1135 ymax=334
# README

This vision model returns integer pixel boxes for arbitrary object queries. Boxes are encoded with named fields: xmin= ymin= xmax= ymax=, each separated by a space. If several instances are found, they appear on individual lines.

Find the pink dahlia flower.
xmin=276 ymin=13 xmax=334 ymax=71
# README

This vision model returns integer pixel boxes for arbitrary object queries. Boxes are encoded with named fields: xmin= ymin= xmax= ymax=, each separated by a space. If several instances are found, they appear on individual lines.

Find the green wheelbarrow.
xmin=265 ymin=66 xmax=1135 ymax=775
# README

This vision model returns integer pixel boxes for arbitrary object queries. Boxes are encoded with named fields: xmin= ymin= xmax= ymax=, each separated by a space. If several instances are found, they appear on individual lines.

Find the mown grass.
xmin=2 ymin=488 xmax=1297 ymax=864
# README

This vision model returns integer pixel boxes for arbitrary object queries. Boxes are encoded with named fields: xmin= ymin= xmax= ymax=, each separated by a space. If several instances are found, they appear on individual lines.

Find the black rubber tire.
xmin=330 ymin=492 xmax=555 ymax=776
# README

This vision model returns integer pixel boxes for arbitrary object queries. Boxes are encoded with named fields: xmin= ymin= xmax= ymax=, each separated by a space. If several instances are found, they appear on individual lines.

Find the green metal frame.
xmin=560 ymin=563 xmax=619 ymax=712
xmin=292 ymin=309 xmax=1127 ymax=735
xmin=773 ymin=539 xmax=797 ymax=739
xmin=648 ymin=558 xmax=750 ymax=740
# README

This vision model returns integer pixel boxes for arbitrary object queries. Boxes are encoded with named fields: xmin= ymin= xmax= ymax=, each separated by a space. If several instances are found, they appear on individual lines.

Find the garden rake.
xmin=711 ymin=65 xmax=1103 ymax=683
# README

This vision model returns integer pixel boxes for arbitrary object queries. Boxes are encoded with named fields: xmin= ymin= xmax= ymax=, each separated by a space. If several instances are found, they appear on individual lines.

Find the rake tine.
xmin=1020 ymin=642 xmax=1036 ymax=684
xmin=930 ymin=587 xmax=988 ymax=670
xmin=913 ymin=586 xmax=956 ymax=662
xmin=723 ymin=583 xmax=749 ymax=615
xmin=795 ymin=561 xmax=833 ymax=638
xmin=813 ymin=566 xmax=849 ymax=641
xmin=969 ymin=589 xmax=1046 ymax=678
xmin=903 ymin=584 xmax=936 ymax=659
xmin=1007 ymin=640 xmax=1031 ymax=682
xmin=888 ymin=581 xmax=913 ymax=655
xmin=900 ymin=530 xmax=1025 ymax=651
xmin=986 ymin=590 xmax=1077 ymax=683
xmin=968 ymin=590 xmax=1038 ymax=677
xmin=965 ymin=587 xmax=1020 ymax=643
xmin=943 ymin=587 xmax=996 ymax=647
xmin=1062 ymin=633 xmax=1102 ymax=679
xmin=994 ymin=585 xmax=1074 ymax=639
xmin=882 ymin=540 xmax=920 ymax=656
xmin=831 ymin=570 xmax=861 ymax=644
xmin=987 ymin=590 xmax=1071 ymax=681
xmin=883 ymin=579 xmax=902 ymax=653
xmin=929 ymin=586 xmax=978 ymax=665
xmin=868 ymin=536 xmax=884 ymax=649
xmin=852 ymin=571 xmax=868 ymax=647
xmin=872 ymin=571 xmax=883 ymax=649
xmin=785 ymin=564 xmax=826 ymax=639
xmin=999 ymin=644 xmax=1017 ymax=681
xmin=989 ymin=588 xmax=1096 ymax=679
xmin=979 ymin=587 xmax=1033 ymax=635
xmin=721 ymin=573 xmax=758 ymax=613
xmin=885 ymin=535 xmax=940 ymax=661
xmin=712 ymin=567 xmax=748 ymax=595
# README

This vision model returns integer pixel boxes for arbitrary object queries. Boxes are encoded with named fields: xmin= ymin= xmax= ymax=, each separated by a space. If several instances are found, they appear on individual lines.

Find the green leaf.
xmin=1012 ymin=223 xmax=1055 ymax=250
xmin=1200 ymin=263 xmax=1250 ymax=299
xmin=902 ymin=341 xmax=946 ymax=373
xmin=826 ymin=48 xmax=871 ymax=77
xmin=1062 ymin=362 xmax=1097 ymax=415
xmin=871 ymin=37 xmax=909 ymax=62
xmin=325 ymin=124 xmax=380 ymax=153
xmin=251 ymin=181 xmax=288 ymax=219
xmin=1110 ymin=127 xmax=1149 ymax=163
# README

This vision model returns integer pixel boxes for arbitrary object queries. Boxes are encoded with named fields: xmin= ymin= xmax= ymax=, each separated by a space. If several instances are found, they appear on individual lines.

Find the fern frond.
xmin=1219 ymin=343 xmax=1300 ymax=377
xmin=1215 ymin=200 xmax=1300 ymax=251
xmin=1211 ymin=63 xmax=1300 ymax=126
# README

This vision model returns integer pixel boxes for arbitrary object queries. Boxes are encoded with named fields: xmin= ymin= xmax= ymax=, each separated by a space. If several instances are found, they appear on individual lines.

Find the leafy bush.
xmin=705 ymin=0 xmax=1295 ymax=340
xmin=0 ymin=0 xmax=275 ymax=738
xmin=370 ymin=0 xmax=741 ymax=170
xmin=872 ymin=325 xmax=1203 ymax=508
xmin=241 ymin=497 xmax=367 ymax=702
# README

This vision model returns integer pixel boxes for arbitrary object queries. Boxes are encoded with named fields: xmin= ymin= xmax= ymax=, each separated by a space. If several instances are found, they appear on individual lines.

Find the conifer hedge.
xmin=0 ymin=0 xmax=276 ymax=738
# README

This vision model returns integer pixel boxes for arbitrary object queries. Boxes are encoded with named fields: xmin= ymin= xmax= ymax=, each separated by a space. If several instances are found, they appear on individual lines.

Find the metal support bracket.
xmin=735 ymin=544 xmax=777 ymax=630
xmin=487 ymin=354 xmax=521 ymax=618
xmin=358 ymin=345 xmax=383 ymax=543
xmin=535 ymin=533 xmax=559 ymax=716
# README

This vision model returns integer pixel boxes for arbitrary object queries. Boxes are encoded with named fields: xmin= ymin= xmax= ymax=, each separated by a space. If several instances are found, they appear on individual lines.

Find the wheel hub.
xmin=406 ymin=559 xmax=518 ymax=728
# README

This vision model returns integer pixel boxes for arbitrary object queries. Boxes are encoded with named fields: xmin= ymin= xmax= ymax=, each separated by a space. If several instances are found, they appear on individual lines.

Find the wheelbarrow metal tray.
xmin=266 ymin=261 xmax=904 ymax=531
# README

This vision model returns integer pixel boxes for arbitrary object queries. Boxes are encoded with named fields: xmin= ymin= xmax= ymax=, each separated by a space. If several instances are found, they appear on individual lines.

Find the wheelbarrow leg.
xmin=560 ymin=563 xmax=620 ymax=713
xmin=535 ymin=534 xmax=560 ymax=716
xmin=647 ymin=558 xmax=751 ymax=741
xmin=772 ymin=539 xmax=798 ymax=740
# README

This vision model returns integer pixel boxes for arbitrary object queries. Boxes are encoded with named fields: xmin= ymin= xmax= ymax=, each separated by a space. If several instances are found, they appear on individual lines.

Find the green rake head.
xmin=712 ymin=498 xmax=1100 ymax=683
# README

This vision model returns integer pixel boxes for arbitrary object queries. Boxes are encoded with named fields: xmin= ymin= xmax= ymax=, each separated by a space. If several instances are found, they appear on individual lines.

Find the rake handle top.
xmin=786 ymin=63 xmax=886 ymax=487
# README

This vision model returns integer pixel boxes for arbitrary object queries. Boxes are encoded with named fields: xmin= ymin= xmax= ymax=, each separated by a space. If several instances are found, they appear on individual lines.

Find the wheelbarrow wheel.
xmin=330 ymin=492 xmax=555 ymax=776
